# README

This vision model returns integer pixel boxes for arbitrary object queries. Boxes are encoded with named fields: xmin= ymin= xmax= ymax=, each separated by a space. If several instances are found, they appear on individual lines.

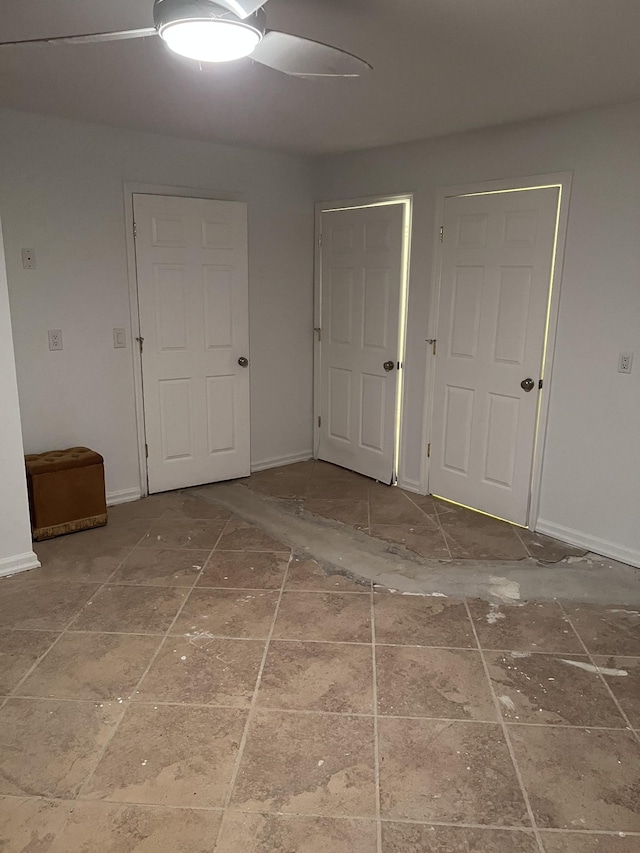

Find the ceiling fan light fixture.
xmin=159 ymin=18 xmax=261 ymax=62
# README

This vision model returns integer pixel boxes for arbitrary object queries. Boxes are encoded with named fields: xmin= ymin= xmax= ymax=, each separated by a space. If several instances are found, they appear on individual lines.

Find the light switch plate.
xmin=113 ymin=328 xmax=127 ymax=348
xmin=22 ymin=248 xmax=36 ymax=270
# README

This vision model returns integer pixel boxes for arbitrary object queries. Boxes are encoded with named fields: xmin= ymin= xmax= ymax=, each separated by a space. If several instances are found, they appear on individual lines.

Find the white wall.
xmin=0 ymin=216 xmax=39 ymax=575
xmin=0 ymin=110 xmax=315 ymax=501
xmin=317 ymin=100 xmax=640 ymax=566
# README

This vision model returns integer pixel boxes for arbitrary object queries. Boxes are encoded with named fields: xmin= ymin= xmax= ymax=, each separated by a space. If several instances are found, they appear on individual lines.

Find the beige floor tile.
xmin=172 ymin=589 xmax=278 ymax=638
xmin=0 ymin=795 xmax=223 ymax=852
xmin=563 ymin=604 xmax=640 ymax=655
xmin=0 ymin=630 xmax=58 ymax=693
xmin=381 ymin=823 xmax=539 ymax=852
xmin=249 ymin=477 xmax=308 ymax=499
xmin=374 ymin=595 xmax=475 ymax=648
xmin=370 ymin=524 xmax=450 ymax=558
xmin=285 ymin=556 xmax=370 ymax=593
xmin=0 ymin=577 xmax=99 ymax=630
xmin=369 ymin=486 xmax=432 ymax=525
xmin=402 ymin=491 xmax=439 ymax=518
xmin=106 ymin=494 xmax=172 ymax=519
xmin=305 ymin=479 xmax=371 ymax=501
xmin=216 ymin=519 xmax=291 ymax=552
xmin=376 ymin=646 xmax=497 ymax=720
xmin=231 ymin=710 xmax=376 ymax=817
xmin=468 ymin=600 xmax=583 ymax=653
xmin=140 ymin=518 xmax=228 ymax=550
xmin=508 ymin=725 xmax=640 ymax=830
xmin=72 ymin=585 xmax=188 ymax=634
xmin=34 ymin=546 xmax=133 ymax=583
xmin=378 ymin=717 xmax=528 ymax=824
xmin=592 ymin=655 xmax=640 ymax=727
xmin=485 ymin=651 xmax=627 ymax=727
xmin=135 ymin=637 xmax=264 ymax=706
xmin=19 ymin=633 xmax=159 ymax=700
xmin=198 ymin=551 xmax=289 ymax=589
xmin=159 ymin=492 xmax=232 ymax=520
xmin=83 ymin=704 xmax=246 ymax=807
xmin=441 ymin=520 xmax=528 ymax=561
xmin=304 ymin=499 xmax=369 ymax=527
xmin=0 ymin=796 xmax=70 ymax=851
xmin=51 ymin=801 xmax=223 ymax=853
xmin=517 ymin=528 xmax=587 ymax=562
xmin=540 ymin=832 xmax=640 ymax=852
xmin=110 ymin=548 xmax=210 ymax=586
xmin=55 ymin=519 xmax=154 ymax=552
xmin=217 ymin=812 xmax=377 ymax=853
xmin=311 ymin=461 xmax=364 ymax=481
xmin=0 ymin=698 xmax=124 ymax=798
xmin=258 ymin=641 xmax=374 ymax=713
xmin=274 ymin=592 xmax=371 ymax=643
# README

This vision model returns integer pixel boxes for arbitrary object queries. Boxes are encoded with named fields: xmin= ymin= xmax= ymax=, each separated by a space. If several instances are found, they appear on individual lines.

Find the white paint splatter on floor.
xmin=559 ymin=659 xmax=628 ymax=677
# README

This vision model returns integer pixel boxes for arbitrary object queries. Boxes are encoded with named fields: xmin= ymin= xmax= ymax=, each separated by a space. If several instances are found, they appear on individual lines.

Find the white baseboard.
xmin=535 ymin=519 xmax=640 ymax=569
xmin=107 ymin=487 xmax=142 ymax=507
xmin=0 ymin=550 xmax=41 ymax=578
xmin=251 ymin=450 xmax=314 ymax=474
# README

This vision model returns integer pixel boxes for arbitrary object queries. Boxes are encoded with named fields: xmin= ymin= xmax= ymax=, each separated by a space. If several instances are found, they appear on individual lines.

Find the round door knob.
xmin=520 ymin=377 xmax=535 ymax=392
xmin=238 ymin=356 xmax=249 ymax=368
xmin=383 ymin=360 xmax=395 ymax=372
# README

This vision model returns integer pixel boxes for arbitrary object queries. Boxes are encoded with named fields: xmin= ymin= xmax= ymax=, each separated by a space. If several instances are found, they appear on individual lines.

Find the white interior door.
xmin=134 ymin=194 xmax=250 ymax=494
xmin=429 ymin=188 xmax=559 ymax=524
xmin=318 ymin=204 xmax=404 ymax=483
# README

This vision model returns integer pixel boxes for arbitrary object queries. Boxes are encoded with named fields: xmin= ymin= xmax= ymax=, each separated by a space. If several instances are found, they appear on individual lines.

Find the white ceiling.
xmin=1 ymin=0 xmax=640 ymax=155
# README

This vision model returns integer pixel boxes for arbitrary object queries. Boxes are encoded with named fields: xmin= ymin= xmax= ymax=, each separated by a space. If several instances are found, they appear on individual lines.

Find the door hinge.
xmin=318 ymin=415 xmax=321 ymax=428
xmin=133 ymin=222 xmax=137 ymax=239
xmin=318 ymin=233 xmax=323 ymax=248
xmin=145 ymin=443 xmax=148 ymax=459
xmin=439 ymin=226 xmax=444 ymax=243
xmin=427 ymin=442 xmax=431 ymax=458
xmin=136 ymin=336 xmax=144 ymax=353
xmin=314 ymin=327 xmax=322 ymax=342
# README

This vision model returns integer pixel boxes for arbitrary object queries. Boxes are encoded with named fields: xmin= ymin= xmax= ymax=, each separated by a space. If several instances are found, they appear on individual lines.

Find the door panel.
xmin=429 ymin=188 xmax=559 ymax=524
xmin=134 ymin=194 xmax=250 ymax=494
xmin=318 ymin=204 xmax=404 ymax=483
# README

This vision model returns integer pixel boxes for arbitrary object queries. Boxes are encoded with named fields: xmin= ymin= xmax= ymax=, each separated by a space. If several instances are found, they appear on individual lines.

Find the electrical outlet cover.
xmin=48 ymin=329 xmax=63 ymax=351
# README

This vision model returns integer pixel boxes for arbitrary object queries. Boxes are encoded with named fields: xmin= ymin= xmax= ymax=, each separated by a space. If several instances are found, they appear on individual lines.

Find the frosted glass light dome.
xmin=160 ymin=19 xmax=261 ymax=62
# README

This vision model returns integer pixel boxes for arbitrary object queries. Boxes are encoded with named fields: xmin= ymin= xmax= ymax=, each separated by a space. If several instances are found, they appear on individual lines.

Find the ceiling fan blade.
xmin=251 ymin=30 xmax=371 ymax=77
xmin=0 ymin=27 xmax=157 ymax=47
xmin=213 ymin=0 xmax=268 ymax=19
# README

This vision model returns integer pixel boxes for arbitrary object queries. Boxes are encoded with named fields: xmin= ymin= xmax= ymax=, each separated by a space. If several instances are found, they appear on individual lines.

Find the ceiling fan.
xmin=0 ymin=0 xmax=372 ymax=77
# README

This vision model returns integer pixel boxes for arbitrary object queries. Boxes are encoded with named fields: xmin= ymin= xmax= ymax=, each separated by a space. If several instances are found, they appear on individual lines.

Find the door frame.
xmin=313 ymin=193 xmax=413 ymax=481
xmin=123 ymin=182 xmax=245 ymax=498
xmin=421 ymin=172 xmax=573 ymax=528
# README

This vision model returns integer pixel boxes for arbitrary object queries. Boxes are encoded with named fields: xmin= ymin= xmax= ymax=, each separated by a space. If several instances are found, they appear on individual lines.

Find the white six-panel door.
xmin=429 ymin=188 xmax=559 ymax=525
xmin=318 ymin=204 xmax=404 ymax=483
xmin=133 ymin=194 xmax=250 ymax=494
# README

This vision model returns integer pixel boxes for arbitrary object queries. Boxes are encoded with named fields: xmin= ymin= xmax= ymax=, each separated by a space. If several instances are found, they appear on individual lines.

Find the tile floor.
xmin=0 ymin=486 xmax=639 ymax=851
xmin=242 ymin=460 xmax=586 ymax=562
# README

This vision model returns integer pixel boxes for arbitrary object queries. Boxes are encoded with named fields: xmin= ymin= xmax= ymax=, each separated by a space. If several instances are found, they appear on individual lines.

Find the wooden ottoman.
xmin=25 ymin=447 xmax=107 ymax=541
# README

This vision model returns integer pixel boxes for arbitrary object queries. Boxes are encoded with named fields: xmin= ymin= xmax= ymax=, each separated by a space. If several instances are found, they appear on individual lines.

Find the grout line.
xmin=212 ymin=546 xmax=294 ymax=850
xmin=1 ymin=787 xmax=640 ymax=836
xmin=75 ymin=518 xmax=232 ymax=799
xmin=3 ymin=539 xmax=146 ymax=707
xmin=370 ymin=583 xmax=382 ymax=853
xmin=557 ymin=601 xmax=640 ymax=744
xmin=463 ymin=599 xmax=547 ymax=853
